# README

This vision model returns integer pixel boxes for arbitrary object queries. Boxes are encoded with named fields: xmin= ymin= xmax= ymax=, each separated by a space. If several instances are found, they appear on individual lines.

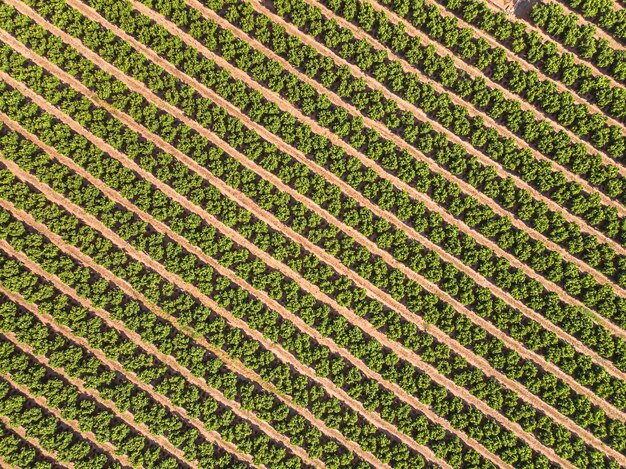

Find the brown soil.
xmin=432 ymin=0 xmax=626 ymax=107
xmin=290 ymin=0 xmax=626 ymax=257
xmin=222 ymin=0 xmax=626 ymax=339
xmin=0 ymin=120 xmax=454 ymax=469
xmin=367 ymin=0 xmax=626 ymax=135
xmin=62 ymin=0 xmax=626 ymax=365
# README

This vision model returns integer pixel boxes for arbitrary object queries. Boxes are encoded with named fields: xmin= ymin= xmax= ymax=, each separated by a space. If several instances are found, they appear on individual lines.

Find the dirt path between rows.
xmin=0 ymin=237 xmax=312 ymax=469
xmin=1 ymin=5 xmax=618 ymax=463
xmin=545 ymin=0 xmax=626 ymax=50
xmin=0 ymin=415 xmax=74 ymax=469
xmin=173 ymin=0 xmax=626 ymax=396
xmin=0 ymin=46 xmax=588 ymax=469
xmin=365 ymin=0 xmax=626 ymax=136
xmin=61 ymin=0 xmax=626 ymax=364
xmin=0 ymin=200 xmax=383 ymax=469
xmin=1 ymin=332 xmax=193 ymax=469
xmin=0 ymin=157 xmax=456 ymax=469
xmin=0 ymin=286 xmax=263 ymax=469
xmin=0 ymin=365 xmax=132 ymax=468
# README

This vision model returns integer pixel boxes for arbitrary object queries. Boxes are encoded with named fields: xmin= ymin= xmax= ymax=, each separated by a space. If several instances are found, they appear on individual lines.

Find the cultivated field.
xmin=0 ymin=0 xmax=625 ymax=467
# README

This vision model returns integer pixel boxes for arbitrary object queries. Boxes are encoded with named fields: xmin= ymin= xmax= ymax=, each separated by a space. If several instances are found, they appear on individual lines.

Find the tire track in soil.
xmin=0 ymin=5 xmax=619 ymax=463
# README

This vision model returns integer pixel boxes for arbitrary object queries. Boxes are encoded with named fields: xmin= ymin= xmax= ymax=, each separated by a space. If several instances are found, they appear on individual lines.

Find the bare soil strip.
xmin=0 ymin=204 xmax=385 ymax=469
xmin=0 ymin=367 xmax=132 ymax=468
xmin=0 ymin=65 xmax=591 ymax=469
xmin=29 ymin=0 xmax=626 ymax=384
xmin=50 ymin=0 xmax=626 ymax=350
xmin=544 ymin=0 xmax=626 ymax=50
xmin=6 ymin=2 xmax=623 ymax=461
xmin=0 ymin=238 xmax=317 ymax=469
xmin=0 ymin=415 xmax=74 ymax=469
xmin=0 ymin=168 xmax=452 ymax=469
xmin=0 ymin=7 xmax=620 ymax=462
xmin=2 ymin=333 xmax=193 ymax=469
xmin=0 ymin=287 xmax=263 ymax=469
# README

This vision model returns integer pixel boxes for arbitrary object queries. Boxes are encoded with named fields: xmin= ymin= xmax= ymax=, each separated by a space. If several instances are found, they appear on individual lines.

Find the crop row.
xmin=3 ymin=0 xmax=624 ymax=458
xmin=23 ymin=0 xmax=626 ymax=387
xmin=0 ymin=377 xmax=116 ymax=469
xmin=0 ymin=50 xmax=614 ymax=469
xmin=530 ymin=1 xmax=626 ymax=83
xmin=152 ymin=0 xmax=626 ymax=337
xmin=155 ymin=0 xmax=626 ymax=271
xmin=28 ymin=0 xmax=626 ymax=385
xmin=0 ymin=305 xmax=258 ymax=469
